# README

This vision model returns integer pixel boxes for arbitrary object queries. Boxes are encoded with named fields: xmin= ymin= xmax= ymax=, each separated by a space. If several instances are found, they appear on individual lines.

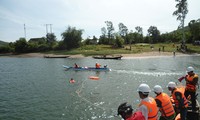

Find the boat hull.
xmin=63 ymin=65 xmax=111 ymax=71
xmin=92 ymin=55 xmax=122 ymax=59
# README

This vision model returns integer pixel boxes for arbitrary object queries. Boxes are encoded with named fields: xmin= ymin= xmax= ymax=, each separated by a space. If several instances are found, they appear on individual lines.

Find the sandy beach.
xmin=1 ymin=51 xmax=199 ymax=58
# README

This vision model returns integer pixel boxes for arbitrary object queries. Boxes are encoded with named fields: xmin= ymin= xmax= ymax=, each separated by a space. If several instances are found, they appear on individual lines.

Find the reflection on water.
xmin=0 ymin=56 xmax=200 ymax=119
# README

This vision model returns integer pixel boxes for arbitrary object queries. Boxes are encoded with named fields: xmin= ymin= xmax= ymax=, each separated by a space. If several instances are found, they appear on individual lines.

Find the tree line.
xmin=0 ymin=18 xmax=199 ymax=54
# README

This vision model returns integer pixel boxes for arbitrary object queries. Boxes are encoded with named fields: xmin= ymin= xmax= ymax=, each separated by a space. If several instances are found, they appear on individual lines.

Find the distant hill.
xmin=0 ymin=40 xmax=9 ymax=47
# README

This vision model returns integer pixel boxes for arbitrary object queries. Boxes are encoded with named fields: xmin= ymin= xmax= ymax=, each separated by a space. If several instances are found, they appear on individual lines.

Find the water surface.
xmin=0 ymin=56 xmax=200 ymax=119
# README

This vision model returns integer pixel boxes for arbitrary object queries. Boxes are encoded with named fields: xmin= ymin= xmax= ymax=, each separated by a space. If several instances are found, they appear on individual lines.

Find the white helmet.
xmin=137 ymin=83 xmax=151 ymax=95
xmin=186 ymin=66 xmax=194 ymax=73
xmin=167 ymin=82 xmax=176 ymax=88
xmin=153 ymin=85 xmax=163 ymax=94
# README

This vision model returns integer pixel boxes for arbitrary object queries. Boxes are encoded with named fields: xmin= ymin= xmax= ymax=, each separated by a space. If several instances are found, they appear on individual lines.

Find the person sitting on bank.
xmin=118 ymin=102 xmax=145 ymax=120
xmin=153 ymin=85 xmax=176 ymax=120
xmin=137 ymin=83 xmax=158 ymax=120
xmin=167 ymin=82 xmax=188 ymax=120
xmin=95 ymin=62 xmax=101 ymax=68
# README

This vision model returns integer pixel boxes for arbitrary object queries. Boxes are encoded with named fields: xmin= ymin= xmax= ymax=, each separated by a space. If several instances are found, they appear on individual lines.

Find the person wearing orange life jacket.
xmin=95 ymin=62 xmax=101 ymax=68
xmin=167 ymin=82 xmax=188 ymax=120
xmin=153 ymin=85 xmax=176 ymax=120
xmin=179 ymin=66 xmax=198 ymax=111
xmin=117 ymin=102 xmax=145 ymax=120
xmin=137 ymin=83 xmax=158 ymax=120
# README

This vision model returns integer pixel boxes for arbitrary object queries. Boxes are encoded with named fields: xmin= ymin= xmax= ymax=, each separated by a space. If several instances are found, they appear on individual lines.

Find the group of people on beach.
xmin=118 ymin=66 xmax=198 ymax=120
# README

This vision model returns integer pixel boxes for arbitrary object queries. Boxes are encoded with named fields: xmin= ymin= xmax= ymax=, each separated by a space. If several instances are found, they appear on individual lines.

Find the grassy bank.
xmin=45 ymin=43 xmax=200 ymax=56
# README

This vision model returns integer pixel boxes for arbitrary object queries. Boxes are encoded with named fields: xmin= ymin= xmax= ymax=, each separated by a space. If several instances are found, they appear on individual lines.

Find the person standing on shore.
xmin=137 ymin=83 xmax=158 ymax=120
xmin=153 ymin=85 xmax=176 ymax=120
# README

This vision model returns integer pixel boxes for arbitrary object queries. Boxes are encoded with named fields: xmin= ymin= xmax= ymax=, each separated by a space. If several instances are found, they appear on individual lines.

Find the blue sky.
xmin=0 ymin=0 xmax=200 ymax=42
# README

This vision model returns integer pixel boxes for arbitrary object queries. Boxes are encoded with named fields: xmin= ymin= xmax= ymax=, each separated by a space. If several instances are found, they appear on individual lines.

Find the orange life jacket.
xmin=96 ymin=63 xmax=101 ymax=68
xmin=155 ymin=93 xmax=175 ymax=117
xmin=139 ymin=97 xmax=158 ymax=120
xmin=185 ymin=74 xmax=198 ymax=92
xmin=172 ymin=88 xmax=188 ymax=108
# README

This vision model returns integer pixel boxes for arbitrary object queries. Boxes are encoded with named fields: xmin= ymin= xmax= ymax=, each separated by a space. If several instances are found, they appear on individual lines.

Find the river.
xmin=0 ymin=56 xmax=200 ymax=120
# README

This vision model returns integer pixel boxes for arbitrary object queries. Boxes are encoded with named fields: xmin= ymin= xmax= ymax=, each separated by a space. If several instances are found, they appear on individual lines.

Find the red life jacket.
xmin=127 ymin=111 xmax=145 ymax=120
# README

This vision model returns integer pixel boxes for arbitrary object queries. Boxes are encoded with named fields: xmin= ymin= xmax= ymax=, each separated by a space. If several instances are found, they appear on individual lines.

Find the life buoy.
xmin=89 ymin=76 xmax=99 ymax=80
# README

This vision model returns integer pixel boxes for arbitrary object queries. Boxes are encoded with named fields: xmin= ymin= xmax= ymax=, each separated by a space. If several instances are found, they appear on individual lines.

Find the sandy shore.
xmin=0 ymin=51 xmax=199 ymax=58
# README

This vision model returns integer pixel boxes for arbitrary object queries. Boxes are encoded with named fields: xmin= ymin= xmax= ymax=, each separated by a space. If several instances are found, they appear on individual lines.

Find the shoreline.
xmin=0 ymin=52 xmax=199 ymax=58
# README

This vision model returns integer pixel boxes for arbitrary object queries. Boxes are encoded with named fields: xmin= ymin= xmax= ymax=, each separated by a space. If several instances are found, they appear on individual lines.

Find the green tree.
xmin=118 ymin=23 xmax=128 ymax=44
xmin=105 ymin=21 xmax=115 ymax=44
xmin=147 ymin=26 xmax=160 ymax=43
xmin=84 ymin=36 xmax=98 ymax=45
xmin=135 ymin=26 xmax=143 ymax=43
xmin=135 ymin=26 xmax=143 ymax=35
xmin=46 ymin=33 xmax=56 ymax=43
xmin=115 ymin=35 xmax=124 ymax=48
xmin=173 ymin=0 xmax=188 ymax=48
xmin=188 ymin=19 xmax=200 ymax=41
xmin=61 ymin=26 xmax=83 ymax=49
xmin=101 ymin=27 xmax=107 ymax=36
xmin=14 ymin=38 xmax=28 ymax=53
xmin=99 ymin=27 xmax=109 ymax=44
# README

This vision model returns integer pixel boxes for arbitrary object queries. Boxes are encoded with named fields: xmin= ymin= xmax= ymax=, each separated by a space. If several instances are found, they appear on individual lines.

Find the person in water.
xmin=69 ymin=78 xmax=75 ymax=83
xmin=95 ymin=62 xmax=101 ymax=68
xmin=74 ymin=63 xmax=79 ymax=68
xmin=104 ymin=64 xmax=107 ymax=68
xmin=117 ymin=102 xmax=145 ymax=120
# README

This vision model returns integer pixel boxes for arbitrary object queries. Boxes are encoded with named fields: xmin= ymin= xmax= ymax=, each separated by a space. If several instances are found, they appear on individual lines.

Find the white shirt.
xmin=138 ymin=97 xmax=155 ymax=120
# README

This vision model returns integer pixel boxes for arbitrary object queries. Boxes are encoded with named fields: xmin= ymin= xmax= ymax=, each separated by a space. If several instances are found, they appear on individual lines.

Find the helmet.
xmin=137 ymin=83 xmax=151 ymax=95
xmin=117 ymin=102 xmax=133 ymax=119
xmin=186 ymin=66 xmax=194 ymax=73
xmin=167 ymin=82 xmax=176 ymax=88
xmin=153 ymin=85 xmax=163 ymax=94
